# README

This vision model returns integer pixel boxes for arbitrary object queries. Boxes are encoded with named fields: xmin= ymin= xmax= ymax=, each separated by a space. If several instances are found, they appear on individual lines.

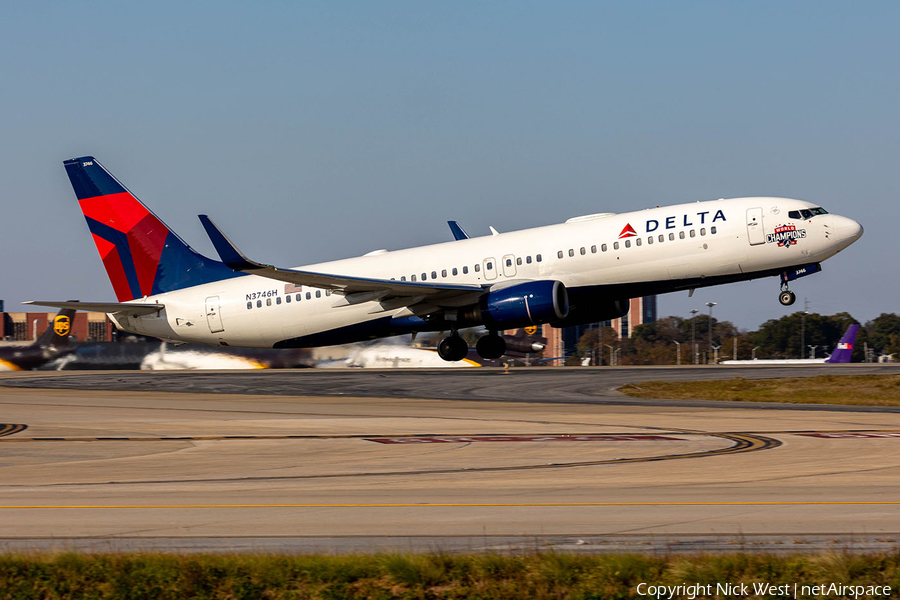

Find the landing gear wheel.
xmin=437 ymin=335 xmax=469 ymax=362
xmin=475 ymin=333 xmax=507 ymax=360
xmin=779 ymin=290 xmax=796 ymax=306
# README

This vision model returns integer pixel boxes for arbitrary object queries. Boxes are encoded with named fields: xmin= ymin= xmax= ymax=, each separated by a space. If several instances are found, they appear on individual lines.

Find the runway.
xmin=1 ymin=365 xmax=899 ymax=553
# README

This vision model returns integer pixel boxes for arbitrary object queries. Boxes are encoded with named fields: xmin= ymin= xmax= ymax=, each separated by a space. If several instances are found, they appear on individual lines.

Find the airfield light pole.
xmin=752 ymin=346 xmax=760 ymax=360
xmin=801 ymin=297 xmax=809 ymax=359
xmin=711 ymin=344 xmax=721 ymax=365
xmin=604 ymin=344 xmax=614 ymax=367
xmin=808 ymin=345 xmax=818 ymax=359
xmin=673 ymin=340 xmax=682 ymax=366
xmin=705 ymin=302 xmax=717 ymax=364
xmin=690 ymin=309 xmax=699 ymax=364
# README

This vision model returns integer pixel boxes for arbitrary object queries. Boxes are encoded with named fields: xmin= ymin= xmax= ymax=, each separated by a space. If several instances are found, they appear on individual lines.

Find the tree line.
xmin=572 ymin=312 xmax=900 ymax=365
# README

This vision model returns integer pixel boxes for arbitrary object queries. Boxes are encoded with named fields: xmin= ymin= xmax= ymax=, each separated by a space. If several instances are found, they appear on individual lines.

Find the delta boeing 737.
xmin=28 ymin=156 xmax=863 ymax=362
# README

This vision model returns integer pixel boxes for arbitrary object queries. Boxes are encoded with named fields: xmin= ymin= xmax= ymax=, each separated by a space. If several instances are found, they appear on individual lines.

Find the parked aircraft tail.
xmin=824 ymin=324 xmax=859 ymax=363
xmin=35 ymin=308 xmax=76 ymax=348
xmin=64 ymin=156 xmax=239 ymax=301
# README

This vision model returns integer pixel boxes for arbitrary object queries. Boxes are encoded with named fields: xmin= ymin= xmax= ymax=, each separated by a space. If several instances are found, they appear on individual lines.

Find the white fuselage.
xmin=109 ymin=197 xmax=862 ymax=349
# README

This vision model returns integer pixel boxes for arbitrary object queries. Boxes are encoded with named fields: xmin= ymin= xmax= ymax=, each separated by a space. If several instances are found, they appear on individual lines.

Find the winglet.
xmin=448 ymin=221 xmax=469 ymax=241
xmin=198 ymin=215 xmax=266 ymax=271
xmin=489 ymin=226 xmax=500 ymax=236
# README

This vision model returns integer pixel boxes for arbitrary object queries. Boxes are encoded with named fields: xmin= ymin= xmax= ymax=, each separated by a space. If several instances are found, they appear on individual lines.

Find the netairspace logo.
xmin=635 ymin=581 xmax=892 ymax=599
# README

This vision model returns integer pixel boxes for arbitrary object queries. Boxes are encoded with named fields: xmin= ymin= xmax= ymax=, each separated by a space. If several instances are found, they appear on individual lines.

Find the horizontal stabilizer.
xmin=24 ymin=300 xmax=164 ymax=316
xmin=198 ymin=215 xmax=482 ymax=298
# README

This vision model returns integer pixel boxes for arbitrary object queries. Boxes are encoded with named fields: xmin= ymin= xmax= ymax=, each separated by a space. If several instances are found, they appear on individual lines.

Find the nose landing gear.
xmin=437 ymin=334 xmax=469 ymax=362
xmin=779 ymin=288 xmax=796 ymax=306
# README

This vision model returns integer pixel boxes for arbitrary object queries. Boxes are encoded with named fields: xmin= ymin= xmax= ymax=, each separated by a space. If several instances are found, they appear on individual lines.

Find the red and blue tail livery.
xmin=64 ymin=157 xmax=239 ymax=301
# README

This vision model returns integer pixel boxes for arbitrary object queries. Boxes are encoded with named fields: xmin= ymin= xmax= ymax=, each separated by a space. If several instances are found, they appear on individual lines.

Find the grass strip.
xmin=618 ymin=374 xmax=900 ymax=405
xmin=0 ymin=551 xmax=898 ymax=599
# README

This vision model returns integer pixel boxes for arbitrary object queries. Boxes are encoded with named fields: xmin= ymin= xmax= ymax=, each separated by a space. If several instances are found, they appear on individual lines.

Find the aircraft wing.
xmin=24 ymin=301 xmax=165 ymax=316
xmin=198 ymin=215 xmax=484 ymax=301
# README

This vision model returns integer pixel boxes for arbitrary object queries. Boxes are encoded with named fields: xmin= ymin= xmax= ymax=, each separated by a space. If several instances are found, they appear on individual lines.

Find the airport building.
xmin=0 ymin=308 xmax=114 ymax=343
xmin=543 ymin=295 xmax=657 ymax=366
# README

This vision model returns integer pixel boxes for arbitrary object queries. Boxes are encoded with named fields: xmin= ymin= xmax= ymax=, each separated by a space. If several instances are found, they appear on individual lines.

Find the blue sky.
xmin=1 ymin=2 xmax=897 ymax=329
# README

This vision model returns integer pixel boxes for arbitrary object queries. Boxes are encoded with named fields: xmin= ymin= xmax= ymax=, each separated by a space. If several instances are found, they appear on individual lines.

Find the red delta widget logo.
xmin=767 ymin=223 xmax=807 ymax=249
xmin=618 ymin=224 xmax=637 ymax=239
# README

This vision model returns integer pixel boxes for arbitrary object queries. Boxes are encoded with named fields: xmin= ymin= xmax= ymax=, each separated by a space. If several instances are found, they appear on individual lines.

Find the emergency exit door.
xmin=205 ymin=296 xmax=224 ymax=333
xmin=746 ymin=207 xmax=766 ymax=246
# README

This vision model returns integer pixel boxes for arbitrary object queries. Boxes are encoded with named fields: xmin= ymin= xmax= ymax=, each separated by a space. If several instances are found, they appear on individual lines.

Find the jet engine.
xmin=460 ymin=280 xmax=568 ymax=329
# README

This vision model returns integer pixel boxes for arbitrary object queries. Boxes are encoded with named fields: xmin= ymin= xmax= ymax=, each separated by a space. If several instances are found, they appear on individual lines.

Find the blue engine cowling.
xmin=473 ymin=281 xmax=569 ymax=330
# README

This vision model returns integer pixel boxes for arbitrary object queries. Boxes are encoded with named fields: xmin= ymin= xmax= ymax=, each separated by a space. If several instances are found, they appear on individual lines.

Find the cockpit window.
xmin=789 ymin=207 xmax=828 ymax=220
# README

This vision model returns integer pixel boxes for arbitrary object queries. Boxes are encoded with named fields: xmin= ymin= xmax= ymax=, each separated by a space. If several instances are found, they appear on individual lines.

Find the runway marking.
xmin=368 ymin=434 xmax=684 ymax=444
xmin=0 ymin=500 xmax=898 ymax=509
xmin=0 ymin=424 xmax=27 ymax=438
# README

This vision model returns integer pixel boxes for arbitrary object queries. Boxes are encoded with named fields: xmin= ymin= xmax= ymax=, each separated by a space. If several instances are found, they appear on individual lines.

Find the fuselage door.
xmin=746 ymin=207 xmax=766 ymax=246
xmin=502 ymin=254 xmax=517 ymax=277
xmin=483 ymin=257 xmax=498 ymax=280
xmin=205 ymin=296 xmax=225 ymax=334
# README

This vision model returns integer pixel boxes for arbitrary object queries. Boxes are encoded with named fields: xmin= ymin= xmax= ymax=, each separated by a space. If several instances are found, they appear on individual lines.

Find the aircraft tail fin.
xmin=825 ymin=324 xmax=859 ymax=363
xmin=64 ymin=156 xmax=240 ymax=301
xmin=34 ymin=309 xmax=76 ymax=349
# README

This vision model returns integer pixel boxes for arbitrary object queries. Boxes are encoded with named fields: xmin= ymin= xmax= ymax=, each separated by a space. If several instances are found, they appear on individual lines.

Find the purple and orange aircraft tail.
xmin=824 ymin=324 xmax=859 ymax=363
xmin=64 ymin=156 xmax=240 ymax=301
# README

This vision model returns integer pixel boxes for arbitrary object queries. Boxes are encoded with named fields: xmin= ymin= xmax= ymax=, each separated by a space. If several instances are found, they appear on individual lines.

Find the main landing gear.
xmin=475 ymin=332 xmax=506 ymax=360
xmin=437 ymin=334 xmax=469 ymax=362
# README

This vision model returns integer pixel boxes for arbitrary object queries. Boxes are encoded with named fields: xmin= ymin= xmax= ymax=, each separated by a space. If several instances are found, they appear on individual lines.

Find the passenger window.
xmin=442 ymin=269 xmax=447 ymax=277
xmin=326 ymin=290 xmax=332 ymax=296
xmin=679 ymin=231 xmax=685 ymax=239
xmin=266 ymin=298 xmax=272 ymax=306
xmin=647 ymin=237 xmax=653 ymax=245
xmin=276 ymin=296 xmax=282 ymax=305
xmin=591 ymin=245 xmax=596 ymax=253
xmin=306 ymin=292 xmax=312 ymax=299
xmin=316 ymin=290 xmax=321 ymax=298
xmin=700 ymin=228 xmax=706 ymax=236
xmin=601 ymin=244 xmax=607 ymax=252
xmin=486 ymin=262 xmax=493 ymax=270
xmin=296 ymin=294 xmax=301 ymax=301
xmin=558 ymin=250 xmax=564 ymax=259
xmin=659 ymin=234 xmax=664 ymax=243
xmin=614 ymin=242 xmax=619 ymax=250
xmin=636 ymin=238 xmax=642 ymax=246
xmin=400 ymin=276 xmax=406 ymax=281
xmin=257 ymin=300 xmax=262 ymax=308
xmin=431 ymin=271 xmax=437 ymax=279
xmin=536 ymin=254 xmax=542 ymax=262
xmin=690 ymin=230 xmax=696 ymax=238
xmin=711 ymin=226 xmax=717 ymax=234
xmin=286 ymin=295 xmax=291 ymax=303
xmin=463 ymin=266 xmax=469 ymax=274
xmin=526 ymin=256 xmax=532 ymax=264
xmin=506 ymin=258 xmax=512 ymax=267
xmin=411 ymin=275 xmax=417 ymax=281
xmin=625 ymin=240 xmax=631 ymax=248
xmin=580 ymin=247 xmax=586 ymax=255
xmin=669 ymin=233 xmax=675 ymax=241
xmin=421 ymin=273 xmax=427 ymax=280
xmin=247 ymin=302 xmax=252 ymax=310
xmin=568 ymin=249 xmax=575 ymax=257
xmin=452 ymin=268 xmax=458 ymax=275
xmin=516 ymin=257 xmax=522 ymax=265
xmin=474 ymin=264 xmax=481 ymax=272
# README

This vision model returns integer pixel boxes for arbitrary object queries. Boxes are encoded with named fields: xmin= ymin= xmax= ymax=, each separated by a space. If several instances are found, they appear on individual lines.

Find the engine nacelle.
xmin=462 ymin=281 xmax=569 ymax=330
xmin=550 ymin=298 xmax=629 ymax=327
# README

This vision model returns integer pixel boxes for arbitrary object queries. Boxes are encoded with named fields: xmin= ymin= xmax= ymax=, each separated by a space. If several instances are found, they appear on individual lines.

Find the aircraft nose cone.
xmin=832 ymin=216 xmax=863 ymax=248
